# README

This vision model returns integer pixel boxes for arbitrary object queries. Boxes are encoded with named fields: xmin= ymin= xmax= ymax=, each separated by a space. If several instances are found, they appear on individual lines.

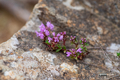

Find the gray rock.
xmin=0 ymin=0 xmax=120 ymax=80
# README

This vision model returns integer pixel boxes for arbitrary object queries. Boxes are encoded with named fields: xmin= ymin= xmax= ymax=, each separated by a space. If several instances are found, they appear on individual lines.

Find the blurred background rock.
xmin=0 ymin=0 xmax=120 ymax=44
xmin=0 ymin=0 xmax=38 ymax=43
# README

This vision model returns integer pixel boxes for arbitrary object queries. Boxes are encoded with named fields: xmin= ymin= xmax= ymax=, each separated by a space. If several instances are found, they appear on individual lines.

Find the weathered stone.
xmin=0 ymin=0 xmax=120 ymax=80
xmin=71 ymin=0 xmax=120 ymax=28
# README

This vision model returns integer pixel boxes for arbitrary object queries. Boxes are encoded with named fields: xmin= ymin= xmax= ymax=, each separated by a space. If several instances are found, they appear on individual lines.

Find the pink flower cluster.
xmin=35 ymin=21 xmax=54 ymax=39
xmin=48 ymin=31 xmax=66 ymax=43
xmin=66 ymin=48 xmax=82 ymax=57
xmin=70 ymin=36 xmax=76 ymax=41
xmin=81 ymin=38 xmax=86 ymax=44
xmin=35 ymin=21 xmax=66 ymax=49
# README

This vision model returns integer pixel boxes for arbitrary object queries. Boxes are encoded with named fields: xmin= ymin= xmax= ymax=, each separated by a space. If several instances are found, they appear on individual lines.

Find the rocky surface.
xmin=0 ymin=0 xmax=120 ymax=80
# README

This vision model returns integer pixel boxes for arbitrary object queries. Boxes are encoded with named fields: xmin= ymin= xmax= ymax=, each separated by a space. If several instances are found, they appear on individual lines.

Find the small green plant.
xmin=35 ymin=21 xmax=90 ymax=60
xmin=117 ymin=52 xmax=120 ymax=57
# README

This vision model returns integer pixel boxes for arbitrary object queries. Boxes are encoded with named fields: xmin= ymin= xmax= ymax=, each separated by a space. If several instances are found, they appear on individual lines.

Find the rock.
xmin=71 ymin=0 xmax=120 ymax=28
xmin=0 ymin=0 xmax=120 ymax=80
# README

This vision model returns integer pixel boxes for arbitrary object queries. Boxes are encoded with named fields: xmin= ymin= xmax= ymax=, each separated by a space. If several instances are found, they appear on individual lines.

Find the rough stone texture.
xmin=0 ymin=0 xmax=120 ymax=80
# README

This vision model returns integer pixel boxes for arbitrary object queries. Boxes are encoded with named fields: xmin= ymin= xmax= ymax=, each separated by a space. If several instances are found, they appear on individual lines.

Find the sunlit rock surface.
xmin=0 ymin=0 xmax=120 ymax=80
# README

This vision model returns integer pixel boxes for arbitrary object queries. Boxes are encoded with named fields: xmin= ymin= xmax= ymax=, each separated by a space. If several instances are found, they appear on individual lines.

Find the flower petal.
xmin=66 ymin=52 xmax=72 ymax=57
xmin=59 ymin=35 xmax=63 ymax=40
xmin=52 ymin=32 xmax=55 ymax=36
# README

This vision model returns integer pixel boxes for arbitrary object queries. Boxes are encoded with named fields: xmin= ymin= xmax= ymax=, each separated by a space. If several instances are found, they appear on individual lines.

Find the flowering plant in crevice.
xmin=35 ymin=21 xmax=90 ymax=60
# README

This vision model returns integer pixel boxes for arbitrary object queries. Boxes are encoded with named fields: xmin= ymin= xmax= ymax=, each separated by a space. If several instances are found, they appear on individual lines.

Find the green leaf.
xmin=57 ymin=44 xmax=62 ymax=48
xmin=75 ymin=41 xmax=78 ymax=44
xmin=75 ymin=57 xmax=78 ymax=60
xmin=76 ymin=53 xmax=79 ymax=57
xmin=45 ymin=40 xmax=50 ymax=45
xmin=85 ymin=43 xmax=89 ymax=46
xmin=84 ymin=47 xmax=87 ymax=50
xmin=86 ymin=44 xmax=89 ymax=46
xmin=64 ymin=50 xmax=66 ymax=53
xmin=56 ymin=48 xmax=62 ymax=52
xmin=117 ymin=52 xmax=120 ymax=56
xmin=75 ymin=38 xmax=78 ymax=42
xmin=56 ymin=49 xmax=59 ymax=52
xmin=80 ymin=40 xmax=82 ymax=44
xmin=80 ymin=47 xmax=84 ymax=50
xmin=75 ymin=38 xmax=77 ymax=41
xmin=70 ymin=56 xmax=74 ymax=59
xmin=83 ymin=47 xmax=87 ymax=52
xmin=63 ymin=46 xmax=66 ymax=49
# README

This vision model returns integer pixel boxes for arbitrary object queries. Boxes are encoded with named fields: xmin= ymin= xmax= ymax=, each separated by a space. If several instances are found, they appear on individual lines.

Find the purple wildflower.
xmin=59 ymin=35 xmax=63 ymax=40
xmin=84 ymin=38 xmax=86 ymax=42
xmin=76 ymin=48 xmax=82 ymax=53
xmin=46 ymin=21 xmax=54 ymax=30
xmin=39 ymin=33 xmax=44 ymax=39
xmin=66 ymin=52 xmax=72 ymax=57
xmin=81 ymin=38 xmax=86 ymax=44
xmin=52 ymin=32 xmax=55 ymax=36
xmin=60 ymin=31 xmax=66 ymax=35
xmin=46 ymin=21 xmax=50 ymax=28
xmin=39 ymin=23 xmax=45 ymax=29
xmin=40 ymin=27 xmax=46 ymax=32
xmin=48 ymin=37 xmax=52 ymax=43
xmin=35 ymin=31 xmax=39 ymax=37
xmin=54 ymin=37 xmax=59 ymax=42
xmin=81 ymin=38 xmax=86 ymax=42
xmin=81 ymin=38 xmax=83 ymax=41
xmin=70 ymin=36 xmax=76 ymax=41
xmin=69 ymin=49 xmax=76 ymax=54
xmin=57 ymin=33 xmax=60 ymax=37
xmin=44 ymin=30 xmax=50 ymax=36
xmin=72 ymin=49 xmax=76 ymax=54
xmin=63 ymin=31 xmax=66 ymax=35
xmin=50 ymin=24 xmax=54 ymax=30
